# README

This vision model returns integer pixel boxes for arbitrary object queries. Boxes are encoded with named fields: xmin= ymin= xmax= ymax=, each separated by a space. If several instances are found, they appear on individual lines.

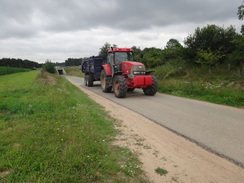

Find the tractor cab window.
xmin=114 ymin=52 xmax=134 ymax=64
xmin=107 ymin=53 xmax=114 ymax=65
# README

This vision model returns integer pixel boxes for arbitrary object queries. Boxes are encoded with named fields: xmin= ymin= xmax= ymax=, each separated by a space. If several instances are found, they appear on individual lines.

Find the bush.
xmin=43 ymin=60 xmax=56 ymax=74
xmin=154 ymin=61 xmax=187 ymax=79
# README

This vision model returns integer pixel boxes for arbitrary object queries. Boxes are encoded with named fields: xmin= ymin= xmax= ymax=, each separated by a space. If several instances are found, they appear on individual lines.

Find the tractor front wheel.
xmin=143 ymin=75 xmax=158 ymax=96
xmin=113 ymin=75 xmax=127 ymax=98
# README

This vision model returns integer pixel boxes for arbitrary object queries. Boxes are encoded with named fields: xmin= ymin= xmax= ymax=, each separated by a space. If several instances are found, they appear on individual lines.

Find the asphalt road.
xmin=64 ymin=76 xmax=244 ymax=167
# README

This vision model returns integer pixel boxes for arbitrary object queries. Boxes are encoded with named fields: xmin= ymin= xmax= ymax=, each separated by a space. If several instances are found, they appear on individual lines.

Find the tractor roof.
xmin=108 ymin=48 xmax=134 ymax=52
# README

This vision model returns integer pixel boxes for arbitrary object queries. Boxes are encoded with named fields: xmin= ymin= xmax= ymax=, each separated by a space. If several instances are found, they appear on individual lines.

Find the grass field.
xmin=0 ymin=71 xmax=148 ymax=182
xmin=0 ymin=67 xmax=30 ymax=76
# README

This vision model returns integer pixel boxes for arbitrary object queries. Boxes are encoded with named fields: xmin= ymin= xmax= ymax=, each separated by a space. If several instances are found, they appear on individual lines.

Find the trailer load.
xmin=81 ymin=56 xmax=106 ymax=87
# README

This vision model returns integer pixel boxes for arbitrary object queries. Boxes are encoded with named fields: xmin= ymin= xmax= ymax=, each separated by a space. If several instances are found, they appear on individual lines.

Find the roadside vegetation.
xmin=0 ymin=71 xmax=148 ymax=182
xmin=154 ymin=61 xmax=244 ymax=107
xmin=65 ymin=66 xmax=84 ymax=77
xmin=0 ymin=67 xmax=30 ymax=76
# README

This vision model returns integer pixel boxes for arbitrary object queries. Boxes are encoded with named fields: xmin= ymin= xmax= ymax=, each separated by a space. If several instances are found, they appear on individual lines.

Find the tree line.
xmin=64 ymin=58 xmax=82 ymax=66
xmin=98 ymin=24 xmax=243 ymax=69
xmin=138 ymin=24 xmax=243 ymax=69
xmin=98 ymin=3 xmax=244 ymax=69
xmin=0 ymin=58 xmax=41 ymax=69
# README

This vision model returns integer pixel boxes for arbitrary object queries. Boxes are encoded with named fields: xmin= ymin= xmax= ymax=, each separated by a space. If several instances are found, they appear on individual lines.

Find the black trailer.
xmin=81 ymin=56 xmax=106 ymax=87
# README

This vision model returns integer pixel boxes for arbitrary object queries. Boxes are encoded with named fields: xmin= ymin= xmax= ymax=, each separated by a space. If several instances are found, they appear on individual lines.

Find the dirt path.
xmin=71 ymin=81 xmax=244 ymax=183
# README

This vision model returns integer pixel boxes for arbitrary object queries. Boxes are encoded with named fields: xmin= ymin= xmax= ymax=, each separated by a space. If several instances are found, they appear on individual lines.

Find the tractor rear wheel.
xmin=113 ymin=75 xmax=127 ymax=98
xmin=143 ymin=75 xmax=158 ymax=96
xmin=100 ymin=70 xmax=112 ymax=92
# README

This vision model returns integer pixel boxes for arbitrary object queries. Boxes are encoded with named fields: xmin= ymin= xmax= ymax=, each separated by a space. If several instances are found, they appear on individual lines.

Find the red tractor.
xmin=100 ymin=48 xmax=158 ymax=98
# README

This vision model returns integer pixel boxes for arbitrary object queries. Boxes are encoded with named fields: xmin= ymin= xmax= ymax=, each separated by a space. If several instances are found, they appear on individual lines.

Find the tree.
xmin=131 ymin=46 xmax=142 ymax=62
xmin=196 ymin=48 xmax=225 ymax=68
xmin=165 ymin=39 xmax=182 ymax=49
xmin=184 ymin=24 xmax=239 ymax=64
xmin=162 ymin=39 xmax=184 ymax=63
xmin=65 ymin=58 xmax=82 ymax=66
xmin=0 ymin=58 xmax=40 ymax=68
xmin=98 ymin=42 xmax=117 ymax=57
xmin=43 ymin=60 xmax=56 ymax=74
xmin=237 ymin=1 xmax=244 ymax=35
xmin=141 ymin=47 xmax=163 ymax=68
xmin=228 ymin=36 xmax=244 ymax=66
xmin=237 ymin=1 xmax=244 ymax=20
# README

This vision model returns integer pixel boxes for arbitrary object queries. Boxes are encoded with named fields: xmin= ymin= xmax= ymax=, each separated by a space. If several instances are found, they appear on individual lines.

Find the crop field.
xmin=0 ymin=67 xmax=30 ymax=76
xmin=0 ymin=71 xmax=148 ymax=183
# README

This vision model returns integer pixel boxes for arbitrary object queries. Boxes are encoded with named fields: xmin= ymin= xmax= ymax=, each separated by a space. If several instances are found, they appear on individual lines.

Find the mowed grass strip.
xmin=0 ymin=71 xmax=148 ymax=183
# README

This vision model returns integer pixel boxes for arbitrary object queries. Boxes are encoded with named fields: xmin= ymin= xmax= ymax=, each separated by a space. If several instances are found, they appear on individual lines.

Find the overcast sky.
xmin=0 ymin=0 xmax=242 ymax=63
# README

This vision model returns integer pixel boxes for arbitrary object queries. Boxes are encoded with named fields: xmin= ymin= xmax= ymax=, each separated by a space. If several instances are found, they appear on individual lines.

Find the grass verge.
xmin=155 ymin=64 xmax=244 ymax=108
xmin=0 ymin=71 xmax=148 ymax=183
xmin=64 ymin=66 xmax=84 ymax=77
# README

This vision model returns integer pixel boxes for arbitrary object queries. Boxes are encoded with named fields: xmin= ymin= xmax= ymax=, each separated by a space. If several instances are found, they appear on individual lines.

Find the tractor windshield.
xmin=114 ymin=52 xmax=134 ymax=64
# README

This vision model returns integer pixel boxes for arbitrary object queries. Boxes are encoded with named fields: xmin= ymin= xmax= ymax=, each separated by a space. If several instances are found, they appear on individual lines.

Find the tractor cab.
xmin=107 ymin=48 xmax=135 ymax=74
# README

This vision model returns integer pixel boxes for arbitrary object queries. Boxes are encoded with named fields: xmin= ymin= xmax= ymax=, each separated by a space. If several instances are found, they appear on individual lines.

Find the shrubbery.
xmin=42 ymin=60 xmax=56 ymax=74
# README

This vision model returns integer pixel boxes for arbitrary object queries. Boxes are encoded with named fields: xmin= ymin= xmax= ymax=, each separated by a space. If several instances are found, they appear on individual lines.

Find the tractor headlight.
xmin=131 ymin=65 xmax=146 ymax=75
xmin=133 ymin=71 xmax=146 ymax=75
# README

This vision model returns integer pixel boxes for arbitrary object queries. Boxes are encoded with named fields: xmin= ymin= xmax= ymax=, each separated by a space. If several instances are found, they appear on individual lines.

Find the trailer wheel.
xmin=113 ymin=75 xmax=127 ymax=98
xmin=84 ymin=75 xmax=88 ymax=86
xmin=143 ymin=75 xmax=158 ymax=96
xmin=87 ymin=75 xmax=93 ymax=87
xmin=100 ymin=70 xmax=112 ymax=92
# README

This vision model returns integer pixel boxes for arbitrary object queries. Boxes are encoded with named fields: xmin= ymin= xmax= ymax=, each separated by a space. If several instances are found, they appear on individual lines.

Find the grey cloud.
xmin=0 ymin=0 xmax=241 ymax=62
xmin=0 ymin=0 xmax=239 ymax=38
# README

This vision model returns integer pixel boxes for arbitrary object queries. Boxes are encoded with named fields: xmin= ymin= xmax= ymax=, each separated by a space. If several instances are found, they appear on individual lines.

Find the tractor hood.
xmin=121 ymin=61 xmax=145 ymax=75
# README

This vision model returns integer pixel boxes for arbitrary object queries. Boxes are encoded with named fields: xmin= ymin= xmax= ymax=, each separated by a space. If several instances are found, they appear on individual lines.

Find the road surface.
xmin=64 ymin=76 xmax=244 ymax=167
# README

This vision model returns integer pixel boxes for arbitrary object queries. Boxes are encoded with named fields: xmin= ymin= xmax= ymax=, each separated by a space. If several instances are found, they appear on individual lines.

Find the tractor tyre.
xmin=143 ymin=75 xmax=158 ymax=96
xmin=113 ymin=75 xmax=127 ymax=98
xmin=84 ymin=75 xmax=88 ymax=86
xmin=100 ymin=70 xmax=112 ymax=92
xmin=87 ymin=75 xmax=93 ymax=87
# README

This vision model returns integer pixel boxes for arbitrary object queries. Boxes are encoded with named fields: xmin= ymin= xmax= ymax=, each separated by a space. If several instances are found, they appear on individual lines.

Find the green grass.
xmin=154 ymin=64 xmax=244 ymax=107
xmin=0 ymin=71 xmax=148 ymax=183
xmin=64 ymin=66 xmax=84 ymax=77
xmin=0 ymin=67 xmax=30 ymax=76
xmin=154 ymin=167 xmax=168 ymax=176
